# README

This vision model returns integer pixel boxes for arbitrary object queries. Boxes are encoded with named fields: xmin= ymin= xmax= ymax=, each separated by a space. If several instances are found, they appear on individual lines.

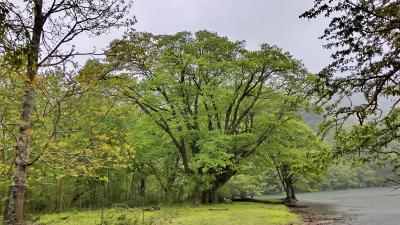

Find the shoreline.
xmin=290 ymin=206 xmax=352 ymax=225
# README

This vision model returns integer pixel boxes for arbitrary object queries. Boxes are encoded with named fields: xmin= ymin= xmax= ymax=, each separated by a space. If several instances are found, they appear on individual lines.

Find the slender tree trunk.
xmin=7 ymin=161 xmax=28 ymax=225
xmin=128 ymin=173 xmax=135 ymax=205
xmin=125 ymin=170 xmax=129 ymax=204
xmin=6 ymin=82 xmax=36 ymax=224
xmin=6 ymin=1 xmax=43 ymax=223
xmin=140 ymin=177 xmax=145 ymax=199
xmin=54 ymin=176 xmax=59 ymax=212
xmin=1 ymin=131 xmax=5 ymax=216
xmin=284 ymin=180 xmax=291 ymax=202
xmin=209 ymin=189 xmax=216 ymax=203
xmin=59 ymin=179 xmax=64 ymax=212
xmin=91 ymin=180 xmax=97 ymax=207
xmin=200 ymin=190 xmax=209 ymax=204
xmin=284 ymin=178 xmax=297 ymax=204
xmin=290 ymin=185 xmax=297 ymax=201
xmin=1 ymin=192 xmax=4 ymax=219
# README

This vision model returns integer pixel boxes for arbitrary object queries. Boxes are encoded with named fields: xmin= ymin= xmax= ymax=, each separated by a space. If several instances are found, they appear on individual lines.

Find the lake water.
xmin=269 ymin=187 xmax=400 ymax=225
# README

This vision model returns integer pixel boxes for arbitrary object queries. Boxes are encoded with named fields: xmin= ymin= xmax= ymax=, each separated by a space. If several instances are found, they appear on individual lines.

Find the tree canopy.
xmin=97 ymin=30 xmax=314 ymax=202
xmin=301 ymin=0 xmax=400 ymax=176
xmin=1 ymin=1 xmax=393 ymax=222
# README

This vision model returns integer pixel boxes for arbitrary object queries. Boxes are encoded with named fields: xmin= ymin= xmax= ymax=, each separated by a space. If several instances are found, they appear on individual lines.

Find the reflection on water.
xmin=267 ymin=187 xmax=400 ymax=225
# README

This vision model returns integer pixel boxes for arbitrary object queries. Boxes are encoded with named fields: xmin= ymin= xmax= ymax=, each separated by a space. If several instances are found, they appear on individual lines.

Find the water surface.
xmin=270 ymin=187 xmax=400 ymax=225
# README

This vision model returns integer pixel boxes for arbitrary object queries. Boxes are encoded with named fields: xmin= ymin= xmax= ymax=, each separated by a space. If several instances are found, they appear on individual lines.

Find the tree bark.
xmin=6 ymin=79 xmax=35 ymax=224
xmin=290 ymin=185 xmax=297 ymax=201
xmin=284 ymin=178 xmax=297 ymax=204
xmin=284 ymin=181 xmax=291 ymax=202
xmin=6 ymin=1 xmax=43 ymax=224
xmin=140 ymin=177 xmax=145 ymax=198
xmin=199 ymin=189 xmax=217 ymax=204
xmin=6 ymin=168 xmax=27 ymax=225
xmin=196 ymin=169 xmax=236 ymax=204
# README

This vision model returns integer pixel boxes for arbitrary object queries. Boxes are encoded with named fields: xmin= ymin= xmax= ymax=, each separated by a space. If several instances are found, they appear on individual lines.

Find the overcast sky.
xmin=84 ymin=0 xmax=332 ymax=73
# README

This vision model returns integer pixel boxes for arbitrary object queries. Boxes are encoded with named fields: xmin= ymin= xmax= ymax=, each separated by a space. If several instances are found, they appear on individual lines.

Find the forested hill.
xmin=300 ymin=95 xmax=398 ymax=191
xmin=303 ymin=94 xmax=397 ymax=131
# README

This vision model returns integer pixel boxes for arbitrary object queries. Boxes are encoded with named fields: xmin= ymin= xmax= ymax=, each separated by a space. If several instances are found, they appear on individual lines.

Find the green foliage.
xmin=333 ymin=111 xmax=400 ymax=175
xmin=318 ymin=163 xmax=385 ymax=190
xmin=301 ymin=0 xmax=399 ymax=115
xmin=2 ymin=25 xmax=383 ymax=222
xmin=102 ymin=30 xmax=312 ymax=197
xmin=219 ymin=174 xmax=262 ymax=199
xmin=1 ymin=29 xmax=331 ymax=213
xmin=0 ymin=66 xmax=140 ymax=212
xmin=261 ymin=118 xmax=330 ymax=184
xmin=302 ymin=0 xmax=400 ymax=176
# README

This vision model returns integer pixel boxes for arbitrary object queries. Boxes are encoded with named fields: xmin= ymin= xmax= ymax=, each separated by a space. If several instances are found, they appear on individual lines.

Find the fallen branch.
xmin=208 ymin=208 xmax=229 ymax=211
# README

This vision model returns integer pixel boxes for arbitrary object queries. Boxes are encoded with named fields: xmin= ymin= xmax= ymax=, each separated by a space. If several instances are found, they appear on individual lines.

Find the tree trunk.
xmin=290 ymin=185 xmax=297 ymax=201
xmin=59 ymin=179 xmax=64 ymax=212
xmin=6 ymin=1 xmax=43 ymax=223
xmin=284 ymin=181 xmax=291 ymax=202
xmin=199 ymin=189 xmax=217 ymax=204
xmin=196 ymin=169 xmax=236 ymax=204
xmin=6 ymin=165 xmax=28 ymax=225
xmin=200 ymin=190 xmax=209 ymax=204
xmin=284 ymin=178 xmax=297 ymax=204
xmin=6 ymin=84 xmax=36 ymax=224
xmin=3 ymin=189 xmax=9 ymax=222
xmin=139 ymin=177 xmax=146 ymax=209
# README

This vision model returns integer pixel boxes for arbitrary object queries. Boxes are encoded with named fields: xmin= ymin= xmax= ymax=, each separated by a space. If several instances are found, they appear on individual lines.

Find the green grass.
xmin=35 ymin=202 xmax=302 ymax=225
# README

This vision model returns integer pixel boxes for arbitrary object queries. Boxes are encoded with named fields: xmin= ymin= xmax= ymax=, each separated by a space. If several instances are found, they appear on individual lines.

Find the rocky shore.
xmin=290 ymin=207 xmax=352 ymax=225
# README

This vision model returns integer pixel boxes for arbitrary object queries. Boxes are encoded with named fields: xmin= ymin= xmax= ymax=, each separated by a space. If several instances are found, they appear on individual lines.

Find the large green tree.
xmin=104 ymin=30 xmax=312 ymax=203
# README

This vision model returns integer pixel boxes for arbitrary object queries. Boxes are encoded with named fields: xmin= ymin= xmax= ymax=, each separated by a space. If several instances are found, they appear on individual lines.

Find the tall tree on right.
xmin=301 ymin=1 xmax=400 ymax=175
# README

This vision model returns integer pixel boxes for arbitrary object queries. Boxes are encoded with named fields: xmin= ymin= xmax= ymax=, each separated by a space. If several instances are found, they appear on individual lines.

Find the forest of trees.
xmin=0 ymin=0 xmax=399 ymax=225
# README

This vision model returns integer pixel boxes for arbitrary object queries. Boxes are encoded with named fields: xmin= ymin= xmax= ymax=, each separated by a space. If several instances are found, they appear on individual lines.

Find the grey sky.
xmin=86 ymin=0 xmax=331 ymax=73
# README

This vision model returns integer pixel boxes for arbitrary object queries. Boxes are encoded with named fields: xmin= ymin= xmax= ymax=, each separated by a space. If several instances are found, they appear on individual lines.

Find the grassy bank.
xmin=33 ymin=202 xmax=302 ymax=225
